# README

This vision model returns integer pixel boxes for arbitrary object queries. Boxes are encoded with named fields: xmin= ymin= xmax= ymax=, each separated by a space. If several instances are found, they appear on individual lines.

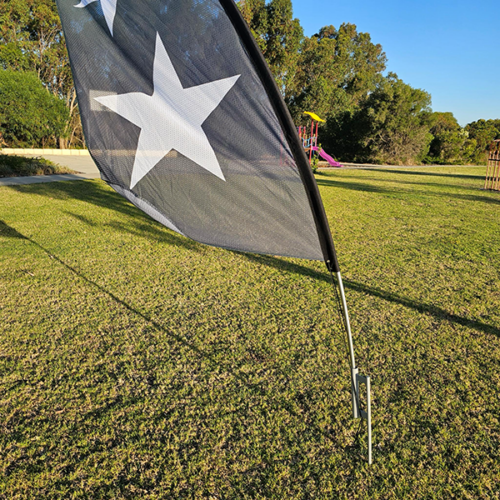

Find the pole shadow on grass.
xmin=239 ymin=252 xmax=500 ymax=339
xmin=0 ymin=218 xmax=366 ymax=465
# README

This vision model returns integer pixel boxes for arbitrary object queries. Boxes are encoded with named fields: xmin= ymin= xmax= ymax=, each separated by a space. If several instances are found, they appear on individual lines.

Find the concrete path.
xmin=0 ymin=154 xmax=101 ymax=186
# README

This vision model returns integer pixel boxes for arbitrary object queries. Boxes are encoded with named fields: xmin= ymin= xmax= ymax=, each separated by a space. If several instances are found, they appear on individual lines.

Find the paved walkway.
xmin=0 ymin=154 xmax=100 ymax=186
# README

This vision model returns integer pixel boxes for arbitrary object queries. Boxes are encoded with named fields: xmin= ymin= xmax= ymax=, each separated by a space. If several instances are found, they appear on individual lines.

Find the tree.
xmin=0 ymin=69 xmax=69 ymax=147
xmin=289 ymin=23 xmax=387 ymax=125
xmin=465 ymin=119 xmax=500 ymax=164
xmin=238 ymin=0 xmax=268 ymax=52
xmin=0 ymin=0 xmax=81 ymax=148
xmin=423 ymin=112 xmax=475 ymax=164
xmin=238 ymin=0 xmax=303 ymax=104
xmin=261 ymin=0 xmax=304 ymax=101
xmin=325 ymin=74 xmax=432 ymax=164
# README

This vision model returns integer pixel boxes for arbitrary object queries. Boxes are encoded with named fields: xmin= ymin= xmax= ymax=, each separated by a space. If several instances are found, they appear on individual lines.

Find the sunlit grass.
xmin=0 ymin=166 xmax=498 ymax=498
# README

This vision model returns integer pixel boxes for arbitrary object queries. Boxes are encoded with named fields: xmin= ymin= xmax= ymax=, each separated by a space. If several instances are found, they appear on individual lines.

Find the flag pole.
xmin=335 ymin=271 xmax=358 ymax=412
xmin=221 ymin=0 xmax=372 ymax=464
xmin=330 ymin=268 xmax=372 ymax=464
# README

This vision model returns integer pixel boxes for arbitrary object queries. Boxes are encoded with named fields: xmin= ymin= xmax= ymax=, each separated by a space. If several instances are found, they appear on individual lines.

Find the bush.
xmin=0 ymin=154 xmax=73 ymax=177
xmin=0 ymin=70 xmax=69 ymax=148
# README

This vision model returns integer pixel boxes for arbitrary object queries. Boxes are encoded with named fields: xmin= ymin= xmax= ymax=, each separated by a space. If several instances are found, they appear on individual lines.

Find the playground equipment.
xmin=298 ymin=111 xmax=342 ymax=168
xmin=484 ymin=140 xmax=500 ymax=191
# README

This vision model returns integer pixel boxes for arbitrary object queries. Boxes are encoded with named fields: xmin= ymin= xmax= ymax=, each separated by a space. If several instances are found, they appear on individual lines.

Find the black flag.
xmin=56 ymin=0 xmax=339 ymax=268
xmin=57 ymin=1 xmax=375 ymax=461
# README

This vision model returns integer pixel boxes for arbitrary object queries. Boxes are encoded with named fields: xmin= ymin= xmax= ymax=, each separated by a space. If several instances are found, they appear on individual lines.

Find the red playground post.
xmin=302 ymin=111 xmax=343 ymax=168
xmin=309 ymin=119 xmax=315 ymax=162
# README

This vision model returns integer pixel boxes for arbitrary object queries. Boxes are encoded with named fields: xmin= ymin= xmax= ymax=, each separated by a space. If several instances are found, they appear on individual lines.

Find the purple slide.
xmin=311 ymin=146 xmax=343 ymax=167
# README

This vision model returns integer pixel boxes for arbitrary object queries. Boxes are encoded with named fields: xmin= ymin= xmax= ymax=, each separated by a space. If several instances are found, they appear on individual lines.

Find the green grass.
xmin=0 ymin=154 xmax=74 ymax=178
xmin=0 ymin=166 xmax=499 ymax=498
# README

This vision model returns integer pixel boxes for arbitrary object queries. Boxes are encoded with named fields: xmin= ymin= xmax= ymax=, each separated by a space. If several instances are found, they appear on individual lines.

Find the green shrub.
xmin=0 ymin=70 xmax=69 ymax=147
xmin=0 ymin=154 xmax=73 ymax=177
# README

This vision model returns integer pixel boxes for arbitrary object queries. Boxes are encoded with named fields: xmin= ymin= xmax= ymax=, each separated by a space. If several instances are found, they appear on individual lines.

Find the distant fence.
xmin=1 ymin=148 xmax=90 ymax=156
xmin=484 ymin=141 xmax=500 ymax=191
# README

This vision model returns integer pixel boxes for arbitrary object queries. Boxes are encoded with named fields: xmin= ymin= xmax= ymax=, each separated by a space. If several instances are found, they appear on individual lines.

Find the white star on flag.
xmin=75 ymin=0 xmax=118 ymax=36
xmin=94 ymin=34 xmax=240 ymax=189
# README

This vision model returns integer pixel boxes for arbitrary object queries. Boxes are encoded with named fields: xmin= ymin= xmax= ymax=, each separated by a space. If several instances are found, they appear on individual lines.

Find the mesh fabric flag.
xmin=56 ymin=0 xmax=338 ymax=267
xmin=56 ymin=0 xmax=373 ymax=461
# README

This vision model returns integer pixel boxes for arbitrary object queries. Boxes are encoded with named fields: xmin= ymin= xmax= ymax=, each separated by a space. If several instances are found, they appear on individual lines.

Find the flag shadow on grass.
xmin=7 ymin=180 xmax=202 ymax=252
xmin=0 ymin=218 xmax=366 ymax=465
xmin=239 ymin=252 xmax=500 ymax=339
xmin=7 ymin=179 xmax=497 ymax=338
xmin=347 ymin=175 xmax=488 ymax=192
xmin=315 ymin=177 xmax=500 ymax=205
xmin=317 ymin=167 xmax=485 ymax=181
xmin=0 ymin=219 xmax=30 ymax=240
xmin=369 ymin=168 xmax=484 ymax=181
xmin=8 ymin=179 xmax=138 ymax=215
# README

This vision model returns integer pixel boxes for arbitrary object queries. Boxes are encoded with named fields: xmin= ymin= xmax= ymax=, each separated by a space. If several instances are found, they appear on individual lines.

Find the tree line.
xmin=1 ymin=0 xmax=498 ymax=164
xmin=239 ymin=0 xmax=500 ymax=165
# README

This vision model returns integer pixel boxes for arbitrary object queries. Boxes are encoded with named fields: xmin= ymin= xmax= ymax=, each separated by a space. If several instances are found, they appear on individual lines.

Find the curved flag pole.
xmin=220 ymin=0 xmax=372 ymax=464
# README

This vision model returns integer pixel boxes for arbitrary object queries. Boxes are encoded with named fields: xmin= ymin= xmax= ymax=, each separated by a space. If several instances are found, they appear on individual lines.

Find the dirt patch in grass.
xmin=0 ymin=154 xmax=75 ymax=177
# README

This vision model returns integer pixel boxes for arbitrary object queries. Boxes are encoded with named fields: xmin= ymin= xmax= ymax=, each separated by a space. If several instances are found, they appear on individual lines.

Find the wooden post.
xmin=494 ymin=144 xmax=499 ymax=191
xmin=485 ymin=141 xmax=500 ymax=191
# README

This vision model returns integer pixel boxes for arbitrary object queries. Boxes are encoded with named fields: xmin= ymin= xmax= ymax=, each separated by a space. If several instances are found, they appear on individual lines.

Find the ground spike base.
xmin=352 ymin=368 xmax=372 ymax=465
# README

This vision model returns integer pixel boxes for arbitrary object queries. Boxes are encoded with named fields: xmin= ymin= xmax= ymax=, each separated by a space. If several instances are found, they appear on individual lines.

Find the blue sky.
xmin=291 ymin=0 xmax=499 ymax=126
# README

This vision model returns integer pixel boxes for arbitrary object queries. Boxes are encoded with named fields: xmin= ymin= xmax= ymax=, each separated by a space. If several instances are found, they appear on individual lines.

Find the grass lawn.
xmin=0 ymin=166 xmax=499 ymax=498
xmin=0 ymin=155 xmax=74 ymax=178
